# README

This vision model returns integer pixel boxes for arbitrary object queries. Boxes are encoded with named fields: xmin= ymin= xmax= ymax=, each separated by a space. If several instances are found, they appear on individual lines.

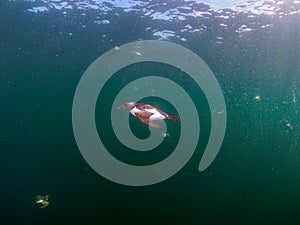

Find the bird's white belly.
xmin=146 ymin=109 xmax=165 ymax=120
xmin=129 ymin=107 xmax=140 ymax=116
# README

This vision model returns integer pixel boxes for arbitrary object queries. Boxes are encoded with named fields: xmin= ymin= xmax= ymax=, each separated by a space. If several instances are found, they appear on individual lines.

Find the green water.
xmin=1 ymin=1 xmax=300 ymax=224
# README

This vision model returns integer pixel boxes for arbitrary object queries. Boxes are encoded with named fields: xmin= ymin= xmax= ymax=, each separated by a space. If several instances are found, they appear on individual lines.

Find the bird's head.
xmin=117 ymin=102 xmax=136 ymax=110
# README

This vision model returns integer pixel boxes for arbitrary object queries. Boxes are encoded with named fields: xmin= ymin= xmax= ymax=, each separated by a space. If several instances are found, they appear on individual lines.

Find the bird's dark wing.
xmin=134 ymin=110 xmax=153 ymax=121
xmin=135 ymin=103 xmax=154 ymax=110
xmin=136 ymin=103 xmax=169 ymax=117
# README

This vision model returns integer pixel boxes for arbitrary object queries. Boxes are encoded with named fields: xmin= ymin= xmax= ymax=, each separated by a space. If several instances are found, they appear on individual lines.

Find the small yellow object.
xmin=286 ymin=122 xmax=293 ymax=130
xmin=34 ymin=195 xmax=50 ymax=208
xmin=254 ymin=95 xmax=260 ymax=100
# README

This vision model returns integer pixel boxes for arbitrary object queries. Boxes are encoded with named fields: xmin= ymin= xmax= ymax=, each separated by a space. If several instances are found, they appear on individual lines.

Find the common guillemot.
xmin=118 ymin=102 xmax=179 ymax=128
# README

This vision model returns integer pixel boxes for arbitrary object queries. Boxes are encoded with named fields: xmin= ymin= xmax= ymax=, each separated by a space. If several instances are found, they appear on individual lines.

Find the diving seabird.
xmin=118 ymin=102 xmax=179 ymax=128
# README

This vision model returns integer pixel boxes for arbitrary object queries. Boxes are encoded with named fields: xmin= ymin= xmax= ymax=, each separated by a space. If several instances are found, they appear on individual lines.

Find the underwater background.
xmin=1 ymin=0 xmax=300 ymax=224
